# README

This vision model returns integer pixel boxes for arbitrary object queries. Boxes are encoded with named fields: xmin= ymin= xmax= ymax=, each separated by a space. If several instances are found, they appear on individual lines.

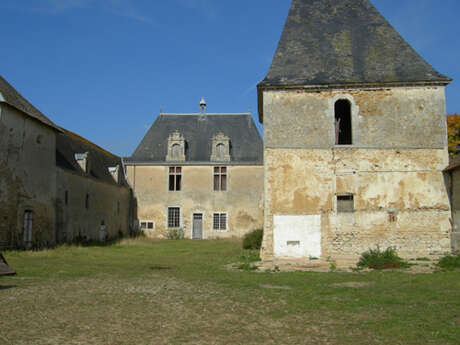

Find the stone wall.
xmin=0 ymin=104 xmax=56 ymax=249
xmin=447 ymin=168 xmax=460 ymax=253
xmin=261 ymin=86 xmax=452 ymax=261
xmin=125 ymin=165 xmax=264 ymax=239
xmin=56 ymin=167 xmax=132 ymax=242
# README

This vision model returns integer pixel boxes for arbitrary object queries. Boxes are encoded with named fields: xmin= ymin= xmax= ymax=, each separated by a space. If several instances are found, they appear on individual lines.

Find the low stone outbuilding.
xmin=124 ymin=104 xmax=264 ymax=239
xmin=444 ymin=158 xmax=460 ymax=253
xmin=55 ymin=129 xmax=134 ymax=243
xmin=258 ymin=0 xmax=452 ymax=262
xmin=0 ymin=75 xmax=135 ymax=249
xmin=0 ymin=76 xmax=60 ymax=249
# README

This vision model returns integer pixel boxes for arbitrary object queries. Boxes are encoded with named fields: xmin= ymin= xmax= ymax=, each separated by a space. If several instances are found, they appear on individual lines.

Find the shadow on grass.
xmin=0 ymin=285 xmax=16 ymax=291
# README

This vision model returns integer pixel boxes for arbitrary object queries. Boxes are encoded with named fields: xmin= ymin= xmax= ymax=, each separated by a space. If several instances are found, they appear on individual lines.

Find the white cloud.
xmin=177 ymin=0 xmax=218 ymax=21
xmin=0 ymin=0 xmax=153 ymax=24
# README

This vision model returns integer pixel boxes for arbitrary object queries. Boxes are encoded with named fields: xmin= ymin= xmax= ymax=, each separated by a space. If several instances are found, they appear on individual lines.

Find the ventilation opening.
xmin=337 ymin=194 xmax=354 ymax=213
xmin=335 ymin=99 xmax=352 ymax=145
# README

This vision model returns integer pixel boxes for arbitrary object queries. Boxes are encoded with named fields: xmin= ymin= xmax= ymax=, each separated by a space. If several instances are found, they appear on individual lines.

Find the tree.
xmin=447 ymin=114 xmax=460 ymax=157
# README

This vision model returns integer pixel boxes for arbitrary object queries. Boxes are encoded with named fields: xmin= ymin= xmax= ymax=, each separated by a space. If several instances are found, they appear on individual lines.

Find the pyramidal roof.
xmin=259 ymin=0 xmax=451 ymax=88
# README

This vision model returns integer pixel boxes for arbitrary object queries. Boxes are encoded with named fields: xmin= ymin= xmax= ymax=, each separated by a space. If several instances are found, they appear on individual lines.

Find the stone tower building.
xmin=258 ymin=0 xmax=452 ymax=262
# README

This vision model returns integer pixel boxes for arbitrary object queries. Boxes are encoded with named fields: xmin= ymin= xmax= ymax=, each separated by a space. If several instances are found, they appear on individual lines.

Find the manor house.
xmin=124 ymin=101 xmax=264 ymax=239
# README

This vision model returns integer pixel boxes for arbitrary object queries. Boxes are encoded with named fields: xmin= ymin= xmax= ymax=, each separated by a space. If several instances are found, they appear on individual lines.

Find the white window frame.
xmin=212 ymin=212 xmax=228 ymax=232
xmin=167 ymin=207 xmax=181 ymax=229
xmin=140 ymin=220 xmax=155 ymax=231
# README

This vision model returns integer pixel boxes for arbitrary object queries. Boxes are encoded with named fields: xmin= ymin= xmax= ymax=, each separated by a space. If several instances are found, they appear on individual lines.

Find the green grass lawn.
xmin=1 ymin=238 xmax=459 ymax=345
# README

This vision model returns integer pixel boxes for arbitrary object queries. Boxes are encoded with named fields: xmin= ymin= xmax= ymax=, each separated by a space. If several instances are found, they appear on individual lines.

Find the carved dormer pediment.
xmin=166 ymin=130 xmax=186 ymax=162
xmin=211 ymin=132 xmax=230 ymax=162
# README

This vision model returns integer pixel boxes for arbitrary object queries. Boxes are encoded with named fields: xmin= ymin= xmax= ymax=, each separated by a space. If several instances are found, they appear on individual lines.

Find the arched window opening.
xmin=216 ymin=143 xmax=225 ymax=160
xmin=335 ymin=99 xmax=352 ymax=145
xmin=171 ymin=144 xmax=181 ymax=160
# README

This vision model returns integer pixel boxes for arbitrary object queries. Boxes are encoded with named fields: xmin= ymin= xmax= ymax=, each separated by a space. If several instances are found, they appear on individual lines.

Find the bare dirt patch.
xmin=331 ymin=282 xmax=376 ymax=288
xmin=259 ymin=284 xmax=292 ymax=290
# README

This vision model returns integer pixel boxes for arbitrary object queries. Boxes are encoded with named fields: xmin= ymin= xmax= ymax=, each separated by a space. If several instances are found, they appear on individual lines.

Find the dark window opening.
xmin=65 ymin=191 xmax=69 ymax=206
xmin=335 ymin=99 xmax=352 ymax=145
xmin=169 ymin=167 xmax=182 ymax=191
xmin=85 ymin=194 xmax=90 ymax=210
xmin=337 ymin=194 xmax=354 ymax=213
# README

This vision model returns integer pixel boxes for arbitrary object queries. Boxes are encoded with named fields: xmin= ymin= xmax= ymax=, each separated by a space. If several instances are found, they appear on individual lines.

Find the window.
xmin=166 ymin=131 xmax=185 ymax=161
xmin=169 ymin=167 xmax=182 ymax=191
xmin=168 ymin=207 xmax=180 ymax=228
xmin=140 ymin=221 xmax=155 ymax=231
xmin=337 ymin=194 xmax=354 ymax=213
xmin=117 ymin=201 xmax=120 ymax=216
xmin=335 ymin=99 xmax=352 ymax=145
xmin=213 ymin=167 xmax=227 ymax=191
xmin=23 ymin=210 xmax=33 ymax=243
xmin=85 ymin=193 xmax=90 ymax=210
xmin=171 ymin=144 xmax=181 ymax=160
xmin=213 ymin=213 xmax=227 ymax=231
xmin=65 ymin=191 xmax=69 ymax=206
xmin=210 ymin=132 xmax=231 ymax=162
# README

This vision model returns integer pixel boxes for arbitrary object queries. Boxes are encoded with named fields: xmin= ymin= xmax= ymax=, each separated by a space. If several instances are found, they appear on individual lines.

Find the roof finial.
xmin=200 ymin=97 xmax=207 ymax=114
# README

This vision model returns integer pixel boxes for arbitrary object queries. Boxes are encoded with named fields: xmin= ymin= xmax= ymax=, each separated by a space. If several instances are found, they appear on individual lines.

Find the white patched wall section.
xmin=274 ymin=215 xmax=321 ymax=258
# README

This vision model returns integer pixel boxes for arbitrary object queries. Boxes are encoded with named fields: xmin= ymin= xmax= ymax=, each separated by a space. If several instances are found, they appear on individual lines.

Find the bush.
xmin=437 ymin=254 xmax=460 ymax=270
xmin=242 ymin=229 xmax=263 ymax=250
xmin=357 ymin=246 xmax=409 ymax=270
xmin=166 ymin=228 xmax=184 ymax=240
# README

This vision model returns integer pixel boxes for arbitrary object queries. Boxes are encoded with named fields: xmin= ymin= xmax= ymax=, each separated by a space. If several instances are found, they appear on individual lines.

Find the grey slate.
xmin=127 ymin=114 xmax=263 ymax=164
xmin=56 ymin=129 xmax=129 ymax=187
xmin=0 ymin=75 xmax=59 ymax=130
xmin=259 ymin=0 xmax=451 ymax=88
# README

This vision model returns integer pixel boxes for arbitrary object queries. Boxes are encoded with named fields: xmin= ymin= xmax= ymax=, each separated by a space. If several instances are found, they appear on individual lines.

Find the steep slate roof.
xmin=259 ymin=0 xmax=451 ymax=88
xmin=126 ymin=114 xmax=263 ymax=165
xmin=56 ymin=129 xmax=129 ymax=187
xmin=0 ymin=75 xmax=59 ymax=130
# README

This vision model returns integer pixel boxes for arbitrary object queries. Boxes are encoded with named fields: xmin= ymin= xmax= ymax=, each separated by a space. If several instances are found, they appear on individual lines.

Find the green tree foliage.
xmin=447 ymin=114 xmax=460 ymax=157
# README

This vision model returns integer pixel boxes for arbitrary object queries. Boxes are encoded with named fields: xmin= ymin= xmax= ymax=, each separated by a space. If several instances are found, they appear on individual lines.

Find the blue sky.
xmin=1 ymin=0 xmax=459 ymax=156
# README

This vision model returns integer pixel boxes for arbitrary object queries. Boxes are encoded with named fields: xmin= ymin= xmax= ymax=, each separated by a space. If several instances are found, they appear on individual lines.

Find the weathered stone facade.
xmin=125 ymin=112 xmax=264 ymax=239
xmin=125 ymin=164 xmax=263 ymax=239
xmin=261 ymin=87 xmax=451 ymax=261
xmin=0 ymin=76 xmax=135 ymax=249
xmin=0 ymin=100 xmax=57 ymax=249
xmin=258 ymin=0 xmax=453 ymax=262
xmin=444 ymin=161 xmax=460 ymax=253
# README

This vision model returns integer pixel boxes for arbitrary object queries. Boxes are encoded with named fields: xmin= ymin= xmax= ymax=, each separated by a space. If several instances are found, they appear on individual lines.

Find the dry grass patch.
xmin=1 ymin=238 xmax=459 ymax=345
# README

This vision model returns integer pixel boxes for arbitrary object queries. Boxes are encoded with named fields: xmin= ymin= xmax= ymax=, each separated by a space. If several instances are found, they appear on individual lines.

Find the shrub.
xmin=242 ymin=229 xmax=263 ymax=250
xmin=357 ymin=246 xmax=409 ymax=270
xmin=166 ymin=228 xmax=184 ymax=240
xmin=437 ymin=254 xmax=460 ymax=270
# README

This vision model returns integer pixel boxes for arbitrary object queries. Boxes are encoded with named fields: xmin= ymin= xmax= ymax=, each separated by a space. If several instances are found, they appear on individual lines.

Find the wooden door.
xmin=192 ymin=214 xmax=203 ymax=240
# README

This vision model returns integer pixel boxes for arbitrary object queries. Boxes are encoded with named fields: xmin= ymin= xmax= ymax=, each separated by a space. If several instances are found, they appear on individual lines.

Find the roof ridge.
xmin=59 ymin=127 xmax=119 ymax=159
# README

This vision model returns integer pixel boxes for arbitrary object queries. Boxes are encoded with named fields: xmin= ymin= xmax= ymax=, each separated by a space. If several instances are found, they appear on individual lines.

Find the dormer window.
xmin=75 ymin=152 xmax=89 ymax=173
xmin=166 ymin=131 xmax=186 ymax=161
xmin=108 ymin=165 xmax=121 ymax=184
xmin=211 ymin=132 xmax=230 ymax=162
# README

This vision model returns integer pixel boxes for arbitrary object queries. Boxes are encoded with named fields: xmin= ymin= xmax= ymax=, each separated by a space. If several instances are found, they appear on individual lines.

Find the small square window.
xmin=337 ymin=194 xmax=354 ymax=213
